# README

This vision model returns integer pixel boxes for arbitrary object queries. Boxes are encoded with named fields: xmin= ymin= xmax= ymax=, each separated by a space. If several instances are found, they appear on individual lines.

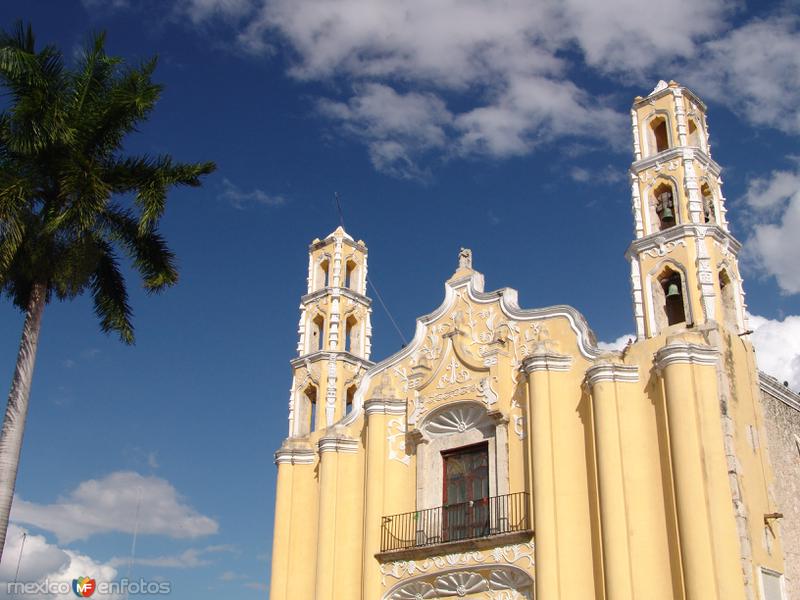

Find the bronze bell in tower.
xmin=666 ymin=282 xmax=681 ymax=298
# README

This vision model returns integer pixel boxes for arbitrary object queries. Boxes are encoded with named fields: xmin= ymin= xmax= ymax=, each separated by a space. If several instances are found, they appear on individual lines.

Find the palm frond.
xmin=101 ymin=204 xmax=178 ymax=291
xmin=89 ymin=237 xmax=133 ymax=343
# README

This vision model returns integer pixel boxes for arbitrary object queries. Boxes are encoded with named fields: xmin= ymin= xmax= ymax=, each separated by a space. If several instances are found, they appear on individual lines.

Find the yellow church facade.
xmin=268 ymin=82 xmax=796 ymax=600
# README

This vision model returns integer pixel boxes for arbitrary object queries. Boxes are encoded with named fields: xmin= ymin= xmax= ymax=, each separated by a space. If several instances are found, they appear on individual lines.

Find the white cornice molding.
xmin=318 ymin=436 xmax=359 ymax=454
xmin=655 ymin=343 xmax=718 ymax=369
xmin=364 ymin=398 xmax=407 ymax=416
xmin=585 ymin=362 xmax=640 ymax=387
xmin=625 ymin=224 xmax=741 ymax=260
xmin=631 ymin=146 xmax=720 ymax=176
xmin=521 ymin=352 xmax=573 ymax=373
xmin=274 ymin=446 xmax=316 ymax=465
xmin=290 ymin=351 xmax=374 ymax=370
xmin=301 ymin=286 xmax=372 ymax=307
xmin=759 ymin=372 xmax=800 ymax=412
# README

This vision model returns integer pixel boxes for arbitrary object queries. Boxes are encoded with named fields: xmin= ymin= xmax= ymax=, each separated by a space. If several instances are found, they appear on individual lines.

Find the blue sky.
xmin=0 ymin=0 xmax=799 ymax=598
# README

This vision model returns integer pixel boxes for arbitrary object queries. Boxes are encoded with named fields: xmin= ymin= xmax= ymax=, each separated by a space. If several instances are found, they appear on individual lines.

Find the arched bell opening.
xmin=647 ymin=115 xmax=670 ymax=155
xmin=652 ymin=182 xmax=677 ymax=231
xmin=659 ymin=269 xmax=687 ymax=327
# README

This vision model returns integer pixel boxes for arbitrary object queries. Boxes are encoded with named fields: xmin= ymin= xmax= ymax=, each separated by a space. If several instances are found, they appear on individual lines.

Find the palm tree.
xmin=0 ymin=23 xmax=215 ymax=559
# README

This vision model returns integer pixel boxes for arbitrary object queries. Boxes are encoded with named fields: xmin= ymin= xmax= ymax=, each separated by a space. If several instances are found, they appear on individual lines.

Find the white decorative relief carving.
xmin=387 ymin=417 xmax=411 ymax=465
xmin=381 ymin=543 xmax=535 ymax=584
xmin=643 ymin=237 xmax=686 ymax=258
xmin=478 ymin=377 xmax=498 ymax=407
xmin=385 ymin=564 xmax=534 ymax=600
xmin=438 ymin=356 xmax=470 ymax=388
xmin=390 ymin=581 xmax=437 ymax=599
xmin=422 ymin=403 xmax=489 ymax=438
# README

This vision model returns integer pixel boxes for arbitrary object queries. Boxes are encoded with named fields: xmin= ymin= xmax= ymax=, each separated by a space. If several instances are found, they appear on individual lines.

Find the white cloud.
xmin=742 ymin=163 xmax=800 ymax=294
xmin=570 ymin=165 xmax=626 ymax=185
xmin=177 ymin=0 xmax=254 ymax=24
xmin=689 ymin=17 xmax=800 ymax=134
xmin=749 ymin=313 xmax=800 ymax=391
xmin=81 ymin=0 xmax=130 ymax=9
xmin=561 ymin=0 xmax=729 ymax=75
xmin=98 ymin=1 xmax=799 ymax=178
xmin=233 ymin=0 xmax=632 ymax=173
xmin=0 ymin=525 xmax=120 ymax=600
xmin=109 ymin=545 xmax=234 ymax=569
xmin=597 ymin=333 xmax=634 ymax=352
xmin=318 ymin=84 xmax=452 ymax=179
xmin=219 ymin=178 xmax=287 ymax=209
xmin=11 ymin=471 xmax=218 ymax=544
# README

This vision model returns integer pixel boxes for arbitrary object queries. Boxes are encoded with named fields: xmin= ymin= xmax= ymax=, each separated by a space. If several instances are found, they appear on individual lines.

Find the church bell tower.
xmin=626 ymin=80 xmax=748 ymax=339
xmin=287 ymin=226 xmax=373 ymax=437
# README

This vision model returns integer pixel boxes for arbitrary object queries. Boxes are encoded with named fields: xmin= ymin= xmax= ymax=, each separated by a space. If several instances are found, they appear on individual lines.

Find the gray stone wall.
xmin=760 ymin=374 xmax=800 ymax=600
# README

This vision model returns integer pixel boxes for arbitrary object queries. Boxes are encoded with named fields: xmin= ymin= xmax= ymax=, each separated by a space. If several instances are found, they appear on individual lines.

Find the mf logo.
xmin=72 ymin=576 xmax=96 ymax=597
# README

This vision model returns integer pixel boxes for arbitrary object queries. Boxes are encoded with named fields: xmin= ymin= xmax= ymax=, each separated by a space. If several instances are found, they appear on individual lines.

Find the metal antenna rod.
xmin=125 ymin=487 xmax=143 ymax=600
xmin=13 ymin=532 xmax=27 ymax=584
xmin=334 ymin=192 xmax=345 ymax=228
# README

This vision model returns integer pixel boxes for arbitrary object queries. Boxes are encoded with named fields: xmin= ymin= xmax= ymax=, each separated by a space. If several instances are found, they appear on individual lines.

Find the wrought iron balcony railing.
xmin=380 ymin=492 xmax=530 ymax=553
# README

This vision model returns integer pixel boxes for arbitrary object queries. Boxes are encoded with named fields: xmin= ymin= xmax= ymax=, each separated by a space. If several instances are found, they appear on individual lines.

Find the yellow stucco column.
xmin=268 ymin=453 xmax=294 ymax=600
xmin=362 ymin=397 xmax=406 ymax=600
xmin=333 ymin=445 xmax=364 ymax=599
xmin=315 ymin=434 xmax=359 ymax=600
xmin=273 ymin=445 xmax=318 ymax=600
xmin=522 ymin=351 xmax=572 ymax=600
xmin=586 ymin=362 xmax=640 ymax=600
xmin=656 ymin=342 xmax=742 ymax=600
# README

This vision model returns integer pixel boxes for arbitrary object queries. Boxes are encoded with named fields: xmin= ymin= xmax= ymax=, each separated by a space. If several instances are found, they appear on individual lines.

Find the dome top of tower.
xmin=633 ymin=80 xmax=706 ymax=111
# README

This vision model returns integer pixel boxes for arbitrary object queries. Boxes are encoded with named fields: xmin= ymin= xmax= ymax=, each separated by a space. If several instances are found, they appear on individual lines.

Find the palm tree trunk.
xmin=0 ymin=281 xmax=46 ymax=561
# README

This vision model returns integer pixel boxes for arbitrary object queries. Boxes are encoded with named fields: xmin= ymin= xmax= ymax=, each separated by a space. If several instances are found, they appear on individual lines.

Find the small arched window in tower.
xmin=345 ymin=385 xmax=356 ymax=416
xmin=298 ymin=383 xmax=318 ymax=435
xmin=315 ymin=258 xmax=330 ymax=290
xmin=688 ymin=118 xmax=702 ymax=148
xmin=345 ymin=315 xmax=359 ymax=355
xmin=719 ymin=270 xmax=738 ymax=330
xmin=660 ymin=270 xmax=686 ymax=326
xmin=701 ymin=183 xmax=717 ymax=224
xmin=344 ymin=259 xmax=359 ymax=293
xmin=650 ymin=116 xmax=669 ymax=154
xmin=310 ymin=314 xmax=325 ymax=353
xmin=653 ymin=183 xmax=677 ymax=230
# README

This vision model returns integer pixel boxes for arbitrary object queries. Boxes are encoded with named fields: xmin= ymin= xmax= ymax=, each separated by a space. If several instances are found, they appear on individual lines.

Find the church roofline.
xmin=759 ymin=371 xmax=800 ymax=412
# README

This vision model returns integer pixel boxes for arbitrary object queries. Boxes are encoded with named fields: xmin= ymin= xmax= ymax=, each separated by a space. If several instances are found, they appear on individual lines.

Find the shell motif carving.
xmin=489 ymin=568 xmax=532 ymax=591
xmin=434 ymin=571 xmax=489 ymax=597
xmin=422 ymin=403 xmax=488 ymax=438
xmin=390 ymin=581 xmax=437 ymax=600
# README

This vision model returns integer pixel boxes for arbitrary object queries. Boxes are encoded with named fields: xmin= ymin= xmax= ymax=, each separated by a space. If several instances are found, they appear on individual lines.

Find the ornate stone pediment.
xmin=340 ymin=267 xmax=601 ymax=463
